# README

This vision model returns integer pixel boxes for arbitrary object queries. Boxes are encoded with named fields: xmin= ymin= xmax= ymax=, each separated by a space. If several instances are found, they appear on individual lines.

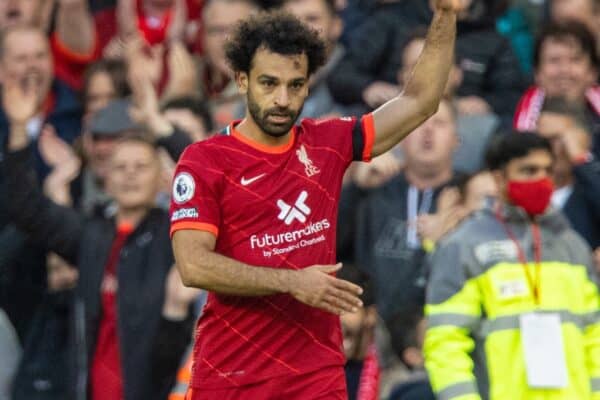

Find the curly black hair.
xmin=225 ymin=11 xmax=327 ymax=76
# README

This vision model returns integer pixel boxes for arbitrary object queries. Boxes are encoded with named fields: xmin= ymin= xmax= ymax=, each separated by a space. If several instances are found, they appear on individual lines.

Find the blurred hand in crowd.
xmin=362 ymin=81 xmax=400 ymax=109
xmin=417 ymin=187 xmax=468 ymax=243
xmin=162 ymin=41 xmax=199 ymax=101
xmin=47 ymin=253 xmax=79 ymax=292
xmin=39 ymin=125 xmax=82 ymax=206
xmin=128 ymin=54 xmax=175 ymax=138
xmin=352 ymin=151 xmax=403 ymax=189
xmin=163 ymin=266 xmax=202 ymax=320
xmin=538 ymin=113 xmax=591 ymax=162
xmin=166 ymin=0 xmax=188 ymax=43
xmin=3 ymin=74 xmax=41 ymax=149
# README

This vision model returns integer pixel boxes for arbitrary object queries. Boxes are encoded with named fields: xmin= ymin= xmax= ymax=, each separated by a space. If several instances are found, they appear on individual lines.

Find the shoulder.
xmin=179 ymin=135 xmax=228 ymax=164
xmin=299 ymin=116 xmax=358 ymax=132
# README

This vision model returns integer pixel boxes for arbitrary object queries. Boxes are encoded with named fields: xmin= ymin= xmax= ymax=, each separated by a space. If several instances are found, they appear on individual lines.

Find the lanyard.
xmin=495 ymin=210 xmax=543 ymax=305
xmin=406 ymin=186 xmax=433 ymax=248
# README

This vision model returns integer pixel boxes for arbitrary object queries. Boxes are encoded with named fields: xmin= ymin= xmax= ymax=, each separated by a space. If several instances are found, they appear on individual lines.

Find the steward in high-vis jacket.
xmin=424 ymin=133 xmax=600 ymax=400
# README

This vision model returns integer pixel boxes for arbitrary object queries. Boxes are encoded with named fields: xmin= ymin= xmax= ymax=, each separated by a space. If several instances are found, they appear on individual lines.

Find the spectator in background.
xmin=0 ymin=24 xmax=83 ymax=350
xmin=3 ymin=79 xmax=195 ymax=400
xmin=456 ymin=169 xmax=498 ymax=213
xmin=72 ymin=40 xmax=193 ymax=216
xmin=196 ymin=0 xmax=260 ymax=128
xmin=425 ymin=133 xmax=600 ymax=400
xmin=341 ymin=305 xmax=379 ymax=400
xmin=549 ymin=0 xmax=600 ymax=52
xmin=340 ymin=99 xmax=462 ymax=322
xmin=162 ymin=96 xmax=214 ymax=142
xmin=0 ymin=24 xmax=83 ymax=149
xmin=281 ymin=0 xmax=348 ymax=118
xmin=81 ymin=59 xmax=131 ymax=124
xmin=386 ymin=304 xmax=434 ymax=400
xmin=536 ymin=97 xmax=600 ymax=250
xmin=328 ymin=0 xmax=524 ymax=123
xmin=514 ymin=21 xmax=600 ymax=136
xmin=0 ymin=0 xmax=97 ymax=90
xmin=398 ymin=27 xmax=500 ymax=173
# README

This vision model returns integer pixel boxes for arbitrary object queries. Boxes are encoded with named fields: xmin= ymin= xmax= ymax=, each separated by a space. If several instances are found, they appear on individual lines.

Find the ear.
xmin=236 ymin=71 xmax=249 ymax=94
xmin=330 ymin=15 xmax=343 ymax=43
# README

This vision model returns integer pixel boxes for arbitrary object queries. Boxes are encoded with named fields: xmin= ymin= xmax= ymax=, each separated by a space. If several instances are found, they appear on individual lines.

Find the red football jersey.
xmin=170 ymin=115 xmax=375 ymax=389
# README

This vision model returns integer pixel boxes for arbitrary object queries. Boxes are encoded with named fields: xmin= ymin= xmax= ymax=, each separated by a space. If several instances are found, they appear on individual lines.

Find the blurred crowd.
xmin=0 ymin=0 xmax=599 ymax=399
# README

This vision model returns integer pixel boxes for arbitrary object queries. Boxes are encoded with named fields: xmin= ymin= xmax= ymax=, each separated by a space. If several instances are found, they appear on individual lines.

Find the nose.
xmin=274 ymin=86 xmax=290 ymax=108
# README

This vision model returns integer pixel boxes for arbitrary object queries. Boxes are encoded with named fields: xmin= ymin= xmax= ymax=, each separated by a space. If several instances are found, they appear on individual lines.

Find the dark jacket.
xmin=338 ymin=173 xmax=463 ymax=320
xmin=0 ymin=80 xmax=80 ymax=341
xmin=5 ymin=146 xmax=191 ymax=400
xmin=328 ymin=2 xmax=524 ymax=120
xmin=562 ymin=159 xmax=600 ymax=249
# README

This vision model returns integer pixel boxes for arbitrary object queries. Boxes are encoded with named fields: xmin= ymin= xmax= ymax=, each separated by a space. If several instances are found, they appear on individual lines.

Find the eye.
xmin=291 ymin=81 xmax=304 ymax=90
xmin=261 ymin=80 xmax=276 ymax=88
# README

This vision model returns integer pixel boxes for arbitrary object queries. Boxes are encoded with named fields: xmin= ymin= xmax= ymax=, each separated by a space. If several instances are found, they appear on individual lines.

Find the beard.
xmin=247 ymin=88 xmax=303 ymax=137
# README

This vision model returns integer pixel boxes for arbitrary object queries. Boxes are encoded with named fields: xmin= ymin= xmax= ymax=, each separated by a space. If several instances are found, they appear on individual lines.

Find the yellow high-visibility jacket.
xmin=424 ymin=204 xmax=600 ymax=400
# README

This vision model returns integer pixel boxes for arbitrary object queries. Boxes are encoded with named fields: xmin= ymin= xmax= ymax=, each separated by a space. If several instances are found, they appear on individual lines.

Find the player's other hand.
xmin=289 ymin=263 xmax=363 ymax=315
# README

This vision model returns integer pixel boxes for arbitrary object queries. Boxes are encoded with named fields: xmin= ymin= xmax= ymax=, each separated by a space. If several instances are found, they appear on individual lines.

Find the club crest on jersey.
xmin=296 ymin=144 xmax=320 ymax=177
xmin=172 ymin=172 xmax=195 ymax=204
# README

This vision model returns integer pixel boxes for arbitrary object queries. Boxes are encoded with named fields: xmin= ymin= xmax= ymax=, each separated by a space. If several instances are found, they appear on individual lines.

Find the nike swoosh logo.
xmin=240 ymin=173 xmax=266 ymax=186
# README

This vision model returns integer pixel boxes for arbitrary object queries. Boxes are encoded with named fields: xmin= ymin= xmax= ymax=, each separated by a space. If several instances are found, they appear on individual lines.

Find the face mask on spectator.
xmin=507 ymin=177 xmax=554 ymax=216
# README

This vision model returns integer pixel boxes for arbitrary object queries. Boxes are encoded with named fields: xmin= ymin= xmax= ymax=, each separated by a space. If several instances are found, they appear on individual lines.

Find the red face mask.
xmin=507 ymin=177 xmax=554 ymax=216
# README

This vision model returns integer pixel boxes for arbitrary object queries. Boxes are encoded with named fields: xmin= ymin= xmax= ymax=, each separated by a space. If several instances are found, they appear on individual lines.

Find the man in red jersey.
xmin=170 ymin=2 xmax=461 ymax=398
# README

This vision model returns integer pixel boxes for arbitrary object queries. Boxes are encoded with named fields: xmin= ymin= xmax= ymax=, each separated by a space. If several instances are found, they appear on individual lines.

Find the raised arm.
xmin=370 ymin=0 xmax=459 ymax=157
xmin=172 ymin=230 xmax=363 ymax=315
xmin=55 ymin=0 xmax=96 ymax=56
xmin=3 ymin=77 xmax=84 ymax=265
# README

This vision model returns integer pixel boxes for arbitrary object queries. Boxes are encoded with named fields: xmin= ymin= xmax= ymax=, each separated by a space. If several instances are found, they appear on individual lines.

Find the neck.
xmin=236 ymin=114 xmax=292 ymax=147
xmin=404 ymin=165 xmax=452 ymax=190
xmin=116 ymin=206 xmax=150 ymax=228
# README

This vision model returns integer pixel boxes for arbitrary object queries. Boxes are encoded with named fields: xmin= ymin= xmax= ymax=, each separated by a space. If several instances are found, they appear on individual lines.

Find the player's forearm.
xmin=370 ymin=10 xmax=456 ymax=157
xmin=177 ymin=249 xmax=294 ymax=296
xmin=404 ymin=9 xmax=456 ymax=107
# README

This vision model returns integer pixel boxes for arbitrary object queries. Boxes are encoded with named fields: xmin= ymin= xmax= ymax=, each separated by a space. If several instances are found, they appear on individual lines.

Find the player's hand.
xmin=289 ymin=263 xmax=363 ymax=315
xmin=433 ymin=0 xmax=469 ymax=12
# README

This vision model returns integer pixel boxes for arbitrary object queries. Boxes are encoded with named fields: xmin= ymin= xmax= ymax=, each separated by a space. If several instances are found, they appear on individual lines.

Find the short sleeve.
xmin=169 ymin=147 xmax=222 ymax=238
xmin=305 ymin=114 xmax=375 ymax=163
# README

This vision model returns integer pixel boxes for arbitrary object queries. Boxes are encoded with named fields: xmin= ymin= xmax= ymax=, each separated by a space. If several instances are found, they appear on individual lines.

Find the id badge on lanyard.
xmin=496 ymin=211 xmax=569 ymax=389
xmin=520 ymin=313 xmax=568 ymax=388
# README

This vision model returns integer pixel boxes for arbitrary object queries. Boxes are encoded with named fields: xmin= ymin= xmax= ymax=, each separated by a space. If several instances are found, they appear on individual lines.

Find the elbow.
xmin=177 ymin=262 xmax=203 ymax=288
xmin=177 ymin=261 xmax=216 ymax=290
xmin=414 ymin=97 xmax=441 ymax=123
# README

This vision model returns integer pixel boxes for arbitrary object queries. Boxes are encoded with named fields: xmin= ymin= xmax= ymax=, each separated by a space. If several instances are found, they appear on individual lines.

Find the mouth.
xmin=267 ymin=114 xmax=291 ymax=124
